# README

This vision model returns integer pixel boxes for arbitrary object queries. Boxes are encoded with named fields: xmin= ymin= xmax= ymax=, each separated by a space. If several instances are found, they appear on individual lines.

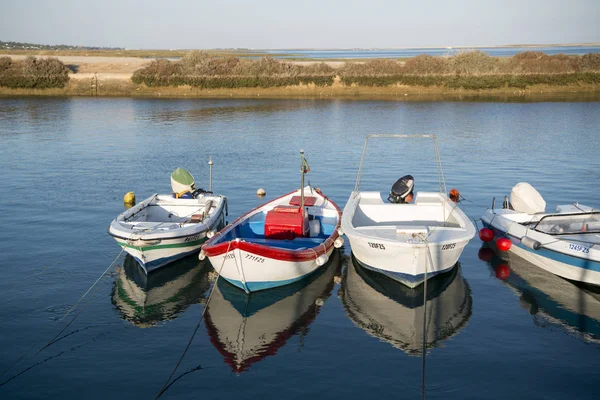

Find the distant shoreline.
xmin=255 ymin=43 xmax=600 ymax=51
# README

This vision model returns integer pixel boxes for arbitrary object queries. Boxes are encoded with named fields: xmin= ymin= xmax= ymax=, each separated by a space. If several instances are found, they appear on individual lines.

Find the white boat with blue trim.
xmin=109 ymin=166 xmax=227 ymax=273
xmin=200 ymin=151 xmax=343 ymax=293
xmin=341 ymin=134 xmax=476 ymax=288
xmin=480 ymin=182 xmax=600 ymax=286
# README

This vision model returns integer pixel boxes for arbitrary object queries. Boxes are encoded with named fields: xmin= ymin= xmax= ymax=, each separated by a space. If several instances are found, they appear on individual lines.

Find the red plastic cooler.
xmin=265 ymin=206 xmax=308 ymax=240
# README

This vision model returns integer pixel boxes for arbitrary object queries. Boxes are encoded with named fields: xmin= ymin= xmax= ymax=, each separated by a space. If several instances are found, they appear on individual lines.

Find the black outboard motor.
xmin=388 ymin=175 xmax=414 ymax=204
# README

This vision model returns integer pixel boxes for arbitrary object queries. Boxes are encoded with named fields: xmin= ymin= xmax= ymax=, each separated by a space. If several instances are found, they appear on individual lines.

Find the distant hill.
xmin=0 ymin=40 xmax=124 ymax=51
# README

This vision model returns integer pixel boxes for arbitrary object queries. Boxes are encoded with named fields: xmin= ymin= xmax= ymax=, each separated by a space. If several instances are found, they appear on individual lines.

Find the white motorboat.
xmin=341 ymin=134 xmax=476 ymax=288
xmin=109 ymin=167 xmax=227 ymax=273
xmin=480 ymin=182 xmax=600 ymax=286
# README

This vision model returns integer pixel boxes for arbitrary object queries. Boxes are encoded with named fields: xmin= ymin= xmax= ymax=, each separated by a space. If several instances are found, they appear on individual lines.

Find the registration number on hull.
xmin=569 ymin=244 xmax=590 ymax=254
xmin=245 ymin=254 xmax=265 ymax=263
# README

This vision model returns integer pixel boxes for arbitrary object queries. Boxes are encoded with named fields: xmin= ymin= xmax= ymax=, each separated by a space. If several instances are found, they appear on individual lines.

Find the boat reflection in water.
xmin=480 ymin=245 xmax=600 ymax=342
xmin=340 ymin=256 xmax=472 ymax=355
xmin=112 ymin=254 xmax=211 ymax=327
xmin=205 ymin=250 xmax=341 ymax=373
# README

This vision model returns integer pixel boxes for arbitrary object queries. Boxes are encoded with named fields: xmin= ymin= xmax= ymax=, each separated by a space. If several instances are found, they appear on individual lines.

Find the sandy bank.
xmin=2 ymin=54 xmax=347 ymax=82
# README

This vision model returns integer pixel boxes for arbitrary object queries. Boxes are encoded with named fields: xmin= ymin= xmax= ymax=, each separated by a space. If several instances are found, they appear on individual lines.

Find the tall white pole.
xmin=208 ymin=156 xmax=213 ymax=192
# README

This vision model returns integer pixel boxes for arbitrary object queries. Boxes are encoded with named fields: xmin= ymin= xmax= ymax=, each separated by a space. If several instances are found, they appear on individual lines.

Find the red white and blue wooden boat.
xmin=200 ymin=185 xmax=343 ymax=293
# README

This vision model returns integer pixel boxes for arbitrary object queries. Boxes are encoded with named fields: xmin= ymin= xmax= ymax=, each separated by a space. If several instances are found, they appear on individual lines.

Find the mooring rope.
xmin=154 ymin=240 xmax=233 ymax=400
xmin=419 ymin=236 xmax=435 ymax=400
xmin=0 ymin=248 xmax=124 ymax=383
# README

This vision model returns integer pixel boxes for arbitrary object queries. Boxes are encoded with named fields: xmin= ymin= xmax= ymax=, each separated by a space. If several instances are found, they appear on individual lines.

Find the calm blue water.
xmin=1 ymin=96 xmax=599 ymax=399
xmin=265 ymin=45 xmax=600 ymax=59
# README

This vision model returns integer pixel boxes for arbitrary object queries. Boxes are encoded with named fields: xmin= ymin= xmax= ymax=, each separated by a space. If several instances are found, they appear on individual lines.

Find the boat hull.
xmin=349 ymin=237 xmax=466 ymax=288
xmin=481 ymin=209 xmax=600 ymax=286
xmin=202 ymin=187 xmax=342 ymax=293
xmin=207 ymin=243 xmax=335 ymax=292
xmin=109 ymin=194 xmax=227 ymax=273
xmin=342 ymin=191 xmax=475 ymax=288
xmin=113 ymin=235 xmax=211 ymax=273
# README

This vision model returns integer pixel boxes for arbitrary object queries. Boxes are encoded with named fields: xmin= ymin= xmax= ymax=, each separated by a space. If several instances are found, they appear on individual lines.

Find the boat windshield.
xmin=533 ymin=212 xmax=600 ymax=235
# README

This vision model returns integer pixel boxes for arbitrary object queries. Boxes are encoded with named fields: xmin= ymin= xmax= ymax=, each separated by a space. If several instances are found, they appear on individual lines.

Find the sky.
xmin=1 ymin=0 xmax=599 ymax=49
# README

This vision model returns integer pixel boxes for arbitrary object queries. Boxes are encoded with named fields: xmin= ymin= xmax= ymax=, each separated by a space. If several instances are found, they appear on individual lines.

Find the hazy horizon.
xmin=2 ymin=0 xmax=598 ymax=50
xmin=2 ymin=40 xmax=600 ymax=51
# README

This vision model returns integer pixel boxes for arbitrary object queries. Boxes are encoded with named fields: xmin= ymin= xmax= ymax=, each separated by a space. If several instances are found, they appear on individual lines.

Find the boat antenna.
xmin=208 ymin=156 xmax=213 ymax=192
xmin=432 ymin=135 xmax=447 ymax=195
xmin=300 ymin=149 xmax=306 ymax=216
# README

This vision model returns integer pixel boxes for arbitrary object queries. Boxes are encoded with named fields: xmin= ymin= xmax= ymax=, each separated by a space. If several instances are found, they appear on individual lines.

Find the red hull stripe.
xmin=203 ymin=236 xmax=337 ymax=261
xmin=202 ymin=189 xmax=342 ymax=262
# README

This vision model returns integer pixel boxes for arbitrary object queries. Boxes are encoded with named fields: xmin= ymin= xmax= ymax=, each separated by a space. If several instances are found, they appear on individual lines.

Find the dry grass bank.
xmin=1 ymin=76 xmax=598 ymax=101
xmin=1 ymin=52 xmax=599 ymax=101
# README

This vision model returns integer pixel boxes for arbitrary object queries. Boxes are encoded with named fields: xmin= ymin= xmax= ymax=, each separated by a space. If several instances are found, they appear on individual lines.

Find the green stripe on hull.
xmin=117 ymin=237 xmax=207 ymax=251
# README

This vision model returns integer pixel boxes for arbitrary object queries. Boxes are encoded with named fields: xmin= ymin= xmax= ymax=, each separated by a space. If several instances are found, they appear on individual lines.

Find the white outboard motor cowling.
xmin=171 ymin=168 xmax=196 ymax=194
xmin=510 ymin=182 xmax=546 ymax=214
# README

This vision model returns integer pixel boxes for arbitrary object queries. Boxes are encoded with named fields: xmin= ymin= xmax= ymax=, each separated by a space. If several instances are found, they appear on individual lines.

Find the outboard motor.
xmin=388 ymin=175 xmax=414 ymax=204
xmin=171 ymin=168 xmax=197 ymax=198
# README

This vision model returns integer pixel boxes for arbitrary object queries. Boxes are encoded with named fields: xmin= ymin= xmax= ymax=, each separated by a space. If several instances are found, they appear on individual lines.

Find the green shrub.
xmin=339 ymin=59 xmax=403 ymax=76
xmin=580 ymin=53 xmax=600 ymax=71
xmin=0 ymin=56 xmax=70 ymax=88
xmin=130 ymin=50 xmax=600 ymax=90
xmin=403 ymin=55 xmax=448 ymax=75
xmin=448 ymin=50 xmax=499 ymax=76
xmin=303 ymin=62 xmax=335 ymax=74
xmin=0 ymin=56 xmax=12 ymax=72
xmin=132 ymin=52 xmax=335 ymax=87
xmin=340 ymin=73 xmax=600 ymax=89
xmin=506 ymin=52 xmax=586 ymax=74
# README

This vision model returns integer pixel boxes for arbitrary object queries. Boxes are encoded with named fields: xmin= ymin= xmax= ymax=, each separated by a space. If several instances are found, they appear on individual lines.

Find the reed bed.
xmin=131 ymin=50 xmax=600 ymax=90
xmin=1 ymin=51 xmax=600 ymax=92
xmin=131 ymin=52 xmax=335 ymax=88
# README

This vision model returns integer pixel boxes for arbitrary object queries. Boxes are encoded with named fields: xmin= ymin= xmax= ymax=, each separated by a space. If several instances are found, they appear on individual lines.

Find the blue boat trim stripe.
xmin=483 ymin=222 xmax=600 ymax=273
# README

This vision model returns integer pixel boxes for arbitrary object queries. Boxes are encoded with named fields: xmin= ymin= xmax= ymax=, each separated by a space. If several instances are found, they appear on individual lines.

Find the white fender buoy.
xmin=316 ymin=254 xmax=329 ymax=266
xmin=337 ymin=227 xmax=344 ymax=236
xmin=256 ymin=188 xmax=266 ymax=196
xmin=334 ymin=237 xmax=344 ymax=248
xmin=199 ymin=250 xmax=206 ymax=260
xmin=206 ymin=230 xmax=215 ymax=239
xmin=521 ymin=236 xmax=542 ymax=250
